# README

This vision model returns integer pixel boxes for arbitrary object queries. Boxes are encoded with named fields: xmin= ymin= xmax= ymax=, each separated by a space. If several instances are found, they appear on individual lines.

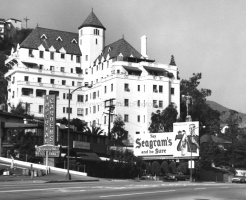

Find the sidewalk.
xmin=0 ymin=172 xmax=100 ymax=183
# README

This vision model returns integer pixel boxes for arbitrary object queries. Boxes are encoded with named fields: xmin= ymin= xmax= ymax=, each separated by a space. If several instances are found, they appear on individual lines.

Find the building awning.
xmin=22 ymin=61 xmax=38 ymax=66
xmin=143 ymin=66 xmax=169 ymax=76
xmin=123 ymin=66 xmax=142 ymax=75
xmin=77 ymin=152 xmax=101 ymax=162
xmin=4 ymin=122 xmax=42 ymax=128
xmin=123 ymin=66 xmax=142 ymax=72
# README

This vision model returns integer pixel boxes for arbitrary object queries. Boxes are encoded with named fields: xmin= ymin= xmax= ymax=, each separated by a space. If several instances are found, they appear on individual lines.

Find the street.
xmin=0 ymin=181 xmax=246 ymax=200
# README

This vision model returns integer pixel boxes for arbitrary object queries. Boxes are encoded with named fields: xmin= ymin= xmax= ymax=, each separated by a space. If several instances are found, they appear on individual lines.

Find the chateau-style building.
xmin=4 ymin=10 xmax=180 ymax=143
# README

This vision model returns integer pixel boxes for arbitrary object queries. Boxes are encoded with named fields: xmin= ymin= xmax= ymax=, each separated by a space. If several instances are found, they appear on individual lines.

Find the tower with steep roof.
xmin=78 ymin=10 xmax=106 ymax=70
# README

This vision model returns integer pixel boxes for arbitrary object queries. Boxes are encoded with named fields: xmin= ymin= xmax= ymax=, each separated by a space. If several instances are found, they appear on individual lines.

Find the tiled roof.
xmin=78 ymin=11 xmax=105 ymax=30
xmin=20 ymin=27 xmax=81 ymax=55
xmin=95 ymin=38 xmax=142 ymax=63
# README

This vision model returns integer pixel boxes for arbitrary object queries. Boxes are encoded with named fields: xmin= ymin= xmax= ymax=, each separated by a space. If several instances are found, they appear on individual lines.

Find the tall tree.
xmin=149 ymin=104 xmax=178 ymax=133
xmin=9 ymin=130 xmax=43 ymax=162
xmin=180 ymin=73 xmax=220 ymax=129
xmin=111 ymin=114 xmax=128 ymax=146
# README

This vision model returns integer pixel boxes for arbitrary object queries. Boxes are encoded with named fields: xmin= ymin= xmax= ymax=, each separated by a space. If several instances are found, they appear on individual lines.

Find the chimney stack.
xmin=141 ymin=35 xmax=148 ymax=59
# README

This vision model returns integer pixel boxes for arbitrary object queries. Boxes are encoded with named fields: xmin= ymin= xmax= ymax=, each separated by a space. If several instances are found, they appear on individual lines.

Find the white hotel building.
xmin=4 ymin=11 xmax=180 ymax=143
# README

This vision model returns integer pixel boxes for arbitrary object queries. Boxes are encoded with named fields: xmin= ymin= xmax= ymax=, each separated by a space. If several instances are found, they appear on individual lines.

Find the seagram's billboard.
xmin=133 ymin=122 xmax=199 ymax=159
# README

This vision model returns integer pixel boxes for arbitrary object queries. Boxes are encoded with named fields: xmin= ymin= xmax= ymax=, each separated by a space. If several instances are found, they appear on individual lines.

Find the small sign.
xmin=73 ymin=141 xmax=90 ymax=150
xmin=35 ymin=150 xmax=60 ymax=157
xmin=188 ymin=160 xmax=195 ymax=169
xmin=35 ymin=145 xmax=60 ymax=157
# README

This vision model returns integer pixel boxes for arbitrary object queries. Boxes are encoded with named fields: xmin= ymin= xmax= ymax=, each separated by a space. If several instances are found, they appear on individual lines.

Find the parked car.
xmin=240 ymin=177 xmax=246 ymax=183
xmin=164 ymin=173 xmax=177 ymax=181
xmin=175 ymin=172 xmax=187 ymax=181
xmin=232 ymin=177 xmax=244 ymax=183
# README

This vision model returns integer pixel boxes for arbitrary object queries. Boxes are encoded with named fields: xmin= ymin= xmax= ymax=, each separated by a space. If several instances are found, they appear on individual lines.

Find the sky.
xmin=1 ymin=0 xmax=246 ymax=113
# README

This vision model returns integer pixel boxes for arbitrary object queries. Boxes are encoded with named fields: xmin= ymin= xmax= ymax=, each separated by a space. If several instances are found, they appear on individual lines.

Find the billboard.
xmin=44 ymin=95 xmax=56 ymax=145
xmin=173 ymin=121 xmax=199 ymax=158
xmin=134 ymin=132 xmax=175 ymax=157
xmin=133 ymin=121 xmax=199 ymax=158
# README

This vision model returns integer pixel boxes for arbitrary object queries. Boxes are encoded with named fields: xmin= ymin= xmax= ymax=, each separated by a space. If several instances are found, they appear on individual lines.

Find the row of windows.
xmin=37 ymin=65 xmax=83 ymax=74
xmin=123 ymin=114 xmax=145 ymax=123
xmin=77 ymin=91 xmax=99 ymax=103
xmin=124 ymin=99 xmax=163 ymax=108
xmin=91 ymin=61 xmax=110 ymax=75
xmin=35 ymin=105 xmax=100 ymax=115
xmin=29 ymin=49 xmax=81 ymax=63
xmin=23 ymin=76 xmax=82 ymax=86
xmin=77 ymin=105 xmax=100 ymax=116
xmin=79 ymin=29 xmax=100 ymax=36
xmin=104 ymin=84 xmax=114 ymax=93
xmin=124 ymin=83 xmax=175 ymax=94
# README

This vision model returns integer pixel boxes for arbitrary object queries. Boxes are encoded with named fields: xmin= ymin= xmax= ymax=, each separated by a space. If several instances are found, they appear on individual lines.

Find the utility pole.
xmin=23 ymin=17 xmax=29 ymax=29
xmin=104 ymin=98 xmax=115 ymax=142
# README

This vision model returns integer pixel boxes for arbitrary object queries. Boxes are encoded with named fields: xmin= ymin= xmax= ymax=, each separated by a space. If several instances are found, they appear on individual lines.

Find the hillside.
xmin=206 ymin=100 xmax=246 ymax=127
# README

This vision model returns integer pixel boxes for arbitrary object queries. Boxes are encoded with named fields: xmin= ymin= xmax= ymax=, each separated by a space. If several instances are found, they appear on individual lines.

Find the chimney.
xmin=141 ymin=35 xmax=148 ymax=59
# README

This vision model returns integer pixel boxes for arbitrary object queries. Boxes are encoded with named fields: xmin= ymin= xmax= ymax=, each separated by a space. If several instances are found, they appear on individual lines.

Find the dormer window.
xmin=108 ymin=47 xmax=111 ymax=52
xmin=71 ymin=39 xmax=77 ymax=44
xmin=56 ymin=36 xmax=63 ymax=41
xmin=40 ymin=34 xmax=47 ymax=39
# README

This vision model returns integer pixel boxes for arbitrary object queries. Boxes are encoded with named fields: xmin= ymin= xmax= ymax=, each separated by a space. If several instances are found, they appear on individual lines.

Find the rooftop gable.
xmin=94 ymin=38 xmax=142 ymax=64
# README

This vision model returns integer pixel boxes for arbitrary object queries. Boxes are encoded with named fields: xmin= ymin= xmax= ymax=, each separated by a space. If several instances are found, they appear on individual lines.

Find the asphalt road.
xmin=0 ymin=180 xmax=246 ymax=200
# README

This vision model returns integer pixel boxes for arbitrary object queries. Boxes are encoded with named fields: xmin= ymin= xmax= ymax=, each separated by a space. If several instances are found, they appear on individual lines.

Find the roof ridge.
xmin=36 ymin=27 xmax=78 ymax=35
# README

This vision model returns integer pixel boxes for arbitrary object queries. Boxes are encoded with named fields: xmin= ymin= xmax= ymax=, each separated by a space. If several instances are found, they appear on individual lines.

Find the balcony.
xmin=5 ymin=63 xmax=84 ymax=79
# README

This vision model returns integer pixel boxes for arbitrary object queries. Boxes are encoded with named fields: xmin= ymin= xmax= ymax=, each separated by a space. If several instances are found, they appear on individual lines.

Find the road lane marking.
xmin=100 ymin=190 xmax=176 ymax=198
xmin=194 ymin=188 xmax=206 ymax=190
xmin=0 ymin=186 xmax=86 ymax=193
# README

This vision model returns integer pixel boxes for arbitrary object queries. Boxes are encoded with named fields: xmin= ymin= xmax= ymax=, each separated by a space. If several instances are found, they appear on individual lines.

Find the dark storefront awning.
xmin=77 ymin=152 xmax=101 ymax=162
xmin=4 ymin=122 xmax=42 ymax=128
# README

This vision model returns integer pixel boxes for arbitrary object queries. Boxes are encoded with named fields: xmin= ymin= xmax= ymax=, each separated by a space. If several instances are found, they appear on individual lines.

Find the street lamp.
xmin=65 ymin=85 xmax=91 ymax=181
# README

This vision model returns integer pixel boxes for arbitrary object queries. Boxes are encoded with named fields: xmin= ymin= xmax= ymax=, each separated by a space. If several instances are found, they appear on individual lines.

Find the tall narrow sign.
xmin=44 ymin=95 xmax=56 ymax=145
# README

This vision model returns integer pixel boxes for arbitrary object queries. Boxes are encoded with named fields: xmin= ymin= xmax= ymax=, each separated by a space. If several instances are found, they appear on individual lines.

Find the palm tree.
xmin=83 ymin=125 xmax=104 ymax=135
